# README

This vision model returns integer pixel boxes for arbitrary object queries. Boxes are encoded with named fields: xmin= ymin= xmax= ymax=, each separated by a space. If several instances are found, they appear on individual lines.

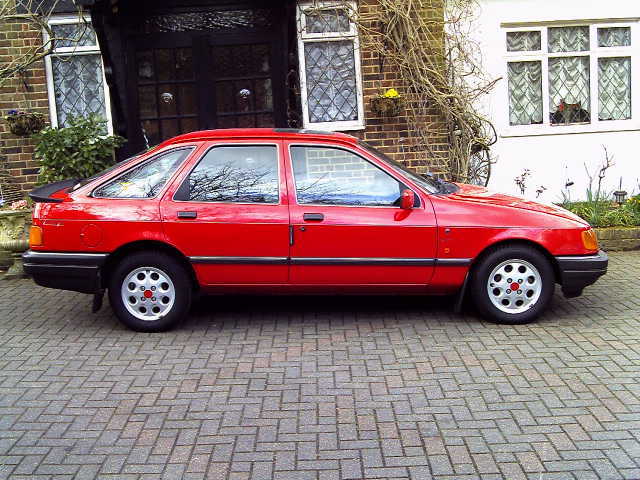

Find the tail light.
xmin=581 ymin=229 xmax=598 ymax=251
xmin=29 ymin=226 xmax=43 ymax=247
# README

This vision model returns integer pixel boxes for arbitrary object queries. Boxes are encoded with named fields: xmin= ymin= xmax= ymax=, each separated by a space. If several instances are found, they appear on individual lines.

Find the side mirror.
xmin=400 ymin=189 xmax=415 ymax=210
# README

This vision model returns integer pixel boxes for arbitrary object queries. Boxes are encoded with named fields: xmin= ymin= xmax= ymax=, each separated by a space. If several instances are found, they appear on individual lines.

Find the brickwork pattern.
xmin=0 ymin=251 xmax=639 ymax=479
xmin=0 ymin=1 xmax=50 ymax=194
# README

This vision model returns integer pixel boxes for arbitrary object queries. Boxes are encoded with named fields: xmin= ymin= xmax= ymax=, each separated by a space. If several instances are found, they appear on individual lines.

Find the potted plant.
xmin=4 ymin=110 xmax=46 ymax=137
xmin=0 ymin=199 xmax=32 ymax=279
xmin=371 ymin=88 xmax=404 ymax=116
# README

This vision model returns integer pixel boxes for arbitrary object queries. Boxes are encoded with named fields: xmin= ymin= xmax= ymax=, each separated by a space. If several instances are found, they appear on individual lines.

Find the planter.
xmin=0 ymin=210 xmax=31 ymax=279
xmin=371 ymin=96 xmax=404 ymax=117
xmin=4 ymin=112 xmax=45 ymax=137
xmin=595 ymin=226 xmax=640 ymax=252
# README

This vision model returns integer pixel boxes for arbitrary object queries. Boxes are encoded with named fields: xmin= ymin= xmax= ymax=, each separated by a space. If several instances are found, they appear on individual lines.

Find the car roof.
xmin=159 ymin=128 xmax=359 ymax=148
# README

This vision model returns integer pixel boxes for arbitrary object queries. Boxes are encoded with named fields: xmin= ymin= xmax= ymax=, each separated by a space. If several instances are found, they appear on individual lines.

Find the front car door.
xmin=161 ymin=140 xmax=290 ymax=285
xmin=285 ymin=142 xmax=438 ymax=287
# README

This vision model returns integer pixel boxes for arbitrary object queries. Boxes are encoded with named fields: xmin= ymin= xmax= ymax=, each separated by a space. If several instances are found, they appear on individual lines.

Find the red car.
xmin=23 ymin=129 xmax=607 ymax=331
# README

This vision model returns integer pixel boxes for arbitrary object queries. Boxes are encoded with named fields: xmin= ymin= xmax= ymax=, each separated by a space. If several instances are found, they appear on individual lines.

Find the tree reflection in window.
xmin=94 ymin=148 xmax=192 ymax=198
xmin=182 ymin=146 xmax=279 ymax=203
xmin=291 ymin=146 xmax=402 ymax=206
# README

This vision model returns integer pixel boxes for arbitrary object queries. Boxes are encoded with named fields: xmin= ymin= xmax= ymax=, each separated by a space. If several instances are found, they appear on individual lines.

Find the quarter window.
xmin=291 ymin=146 xmax=404 ymax=207
xmin=297 ymin=2 xmax=364 ymax=131
xmin=94 ymin=148 xmax=192 ymax=198
xmin=506 ymin=24 xmax=633 ymax=127
xmin=175 ymin=146 xmax=279 ymax=203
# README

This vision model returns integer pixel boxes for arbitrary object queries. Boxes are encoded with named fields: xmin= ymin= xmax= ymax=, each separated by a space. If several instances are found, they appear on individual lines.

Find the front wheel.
xmin=470 ymin=246 xmax=555 ymax=324
xmin=108 ymin=251 xmax=192 ymax=332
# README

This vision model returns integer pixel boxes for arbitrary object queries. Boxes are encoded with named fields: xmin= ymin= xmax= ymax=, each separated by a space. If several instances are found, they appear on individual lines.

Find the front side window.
xmin=291 ymin=146 xmax=404 ymax=207
xmin=45 ymin=18 xmax=112 ymax=131
xmin=175 ymin=146 xmax=279 ymax=203
xmin=506 ymin=24 xmax=633 ymax=128
xmin=94 ymin=148 xmax=192 ymax=198
xmin=297 ymin=2 xmax=364 ymax=131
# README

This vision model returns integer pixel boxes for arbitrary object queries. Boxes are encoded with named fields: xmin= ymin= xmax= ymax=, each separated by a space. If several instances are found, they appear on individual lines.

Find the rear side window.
xmin=174 ymin=145 xmax=279 ymax=203
xmin=93 ymin=148 xmax=193 ymax=198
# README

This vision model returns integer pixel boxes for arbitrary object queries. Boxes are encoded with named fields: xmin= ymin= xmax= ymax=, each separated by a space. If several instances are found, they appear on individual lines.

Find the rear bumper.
xmin=22 ymin=250 xmax=107 ymax=294
xmin=555 ymin=250 xmax=608 ymax=298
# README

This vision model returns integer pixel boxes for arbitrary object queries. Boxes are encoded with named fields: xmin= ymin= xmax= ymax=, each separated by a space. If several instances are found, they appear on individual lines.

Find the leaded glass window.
xmin=46 ymin=19 xmax=111 ymax=131
xmin=505 ymin=24 xmax=634 ymax=128
xmin=297 ymin=1 xmax=363 ymax=130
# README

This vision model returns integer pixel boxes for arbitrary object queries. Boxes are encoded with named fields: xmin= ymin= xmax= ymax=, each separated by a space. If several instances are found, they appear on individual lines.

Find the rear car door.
xmin=161 ymin=140 xmax=290 ymax=285
xmin=285 ymin=142 xmax=437 ymax=286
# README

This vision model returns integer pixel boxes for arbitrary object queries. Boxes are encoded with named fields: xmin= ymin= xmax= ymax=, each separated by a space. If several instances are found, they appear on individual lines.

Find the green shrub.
xmin=33 ymin=115 xmax=126 ymax=184
xmin=563 ymin=199 xmax=640 ymax=228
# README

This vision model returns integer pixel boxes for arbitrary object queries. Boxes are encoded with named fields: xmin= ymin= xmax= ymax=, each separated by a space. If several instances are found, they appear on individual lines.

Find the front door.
xmin=285 ymin=143 xmax=438 ymax=286
xmin=126 ymin=4 xmax=287 ymax=152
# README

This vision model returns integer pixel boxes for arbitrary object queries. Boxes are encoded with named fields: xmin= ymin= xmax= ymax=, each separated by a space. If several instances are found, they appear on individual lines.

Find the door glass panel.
xmin=138 ymin=86 xmax=157 ymax=118
xmin=256 ymin=113 xmax=274 ymax=127
xmin=291 ymin=146 xmax=403 ymax=207
xmin=175 ymin=48 xmax=194 ymax=79
xmin=155 ymin=49 xmax=175 ymax=81
xmin=180 ymin=117 xmax=199 ymax=133
xmin=176 ymin=145 xmax=279 ymax=203
xmin=255 ymin=79 xmax=273 ymax=110
xmin=178 ymin=84 xmax=197 ymax=115
xmin=137 ymin=50 xmax=155 ymax=81
xmin=216 ymin=82 xmax=235 ymax=113
xmin=161 ymin=119 xmax=179 ymax=139
xmin=141 ymin=120 xmax=160 ymax=146
xmin=94 ymin=148 xmax=193 ymax=198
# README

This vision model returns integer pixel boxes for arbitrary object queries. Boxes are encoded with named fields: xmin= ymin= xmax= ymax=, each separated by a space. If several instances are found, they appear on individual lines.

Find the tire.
xmin=470 ymin=245 xmax=555 ymax=324
xmin=108 ymin=251 xmax=192 ymax=332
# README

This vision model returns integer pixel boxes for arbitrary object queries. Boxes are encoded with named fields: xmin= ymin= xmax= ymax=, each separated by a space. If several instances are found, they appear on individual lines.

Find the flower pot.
xmin=5 ymin=112 xmax=46 ymax=136
xmin=371 ymin=96 xmax=404 ymax=117
xmin=0 ymin=210 xmax=32 ymax=279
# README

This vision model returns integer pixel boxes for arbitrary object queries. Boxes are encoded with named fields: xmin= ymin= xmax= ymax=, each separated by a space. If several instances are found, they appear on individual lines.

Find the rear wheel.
xmin=108 ymin=251 xmax=192 ymax=332
xmin=470 ymin=245 xmax=554 ymax=324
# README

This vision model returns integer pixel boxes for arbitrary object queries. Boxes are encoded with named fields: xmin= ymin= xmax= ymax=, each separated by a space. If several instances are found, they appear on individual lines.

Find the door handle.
xmin=177 ymin=211 xmax=197 ymax=219
xmin=303 ymin=213 xmax=324 ymax=222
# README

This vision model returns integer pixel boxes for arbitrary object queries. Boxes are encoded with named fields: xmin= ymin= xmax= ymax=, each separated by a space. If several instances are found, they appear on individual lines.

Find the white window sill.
xmin=304 ymin=121 xmax=366 ymax=132
xmin=501 ymin=121 xmax=640 ymax=138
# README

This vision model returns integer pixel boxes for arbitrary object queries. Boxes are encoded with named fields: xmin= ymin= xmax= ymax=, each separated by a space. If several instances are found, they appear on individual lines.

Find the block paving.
xmin=0 ymin=251 xmax=639 ymax=479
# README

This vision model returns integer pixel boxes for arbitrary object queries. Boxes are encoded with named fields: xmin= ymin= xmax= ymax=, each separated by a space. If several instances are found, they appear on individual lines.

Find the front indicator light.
xmin=581 ymin=229 xmax=598 ymax=251
xmin=29 ymin=226 xmax=43 ymax=247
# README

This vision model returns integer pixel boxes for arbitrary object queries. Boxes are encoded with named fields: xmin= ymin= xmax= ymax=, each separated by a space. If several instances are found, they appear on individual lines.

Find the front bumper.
xmin=555 ymin=250 xmax=608 ymax=298
xmin=22 ymin=250 xmax=108 ymax=294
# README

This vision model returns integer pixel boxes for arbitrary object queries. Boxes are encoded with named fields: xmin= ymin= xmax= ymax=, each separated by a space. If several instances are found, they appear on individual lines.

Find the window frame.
xmin=502 ymin=21 xmax=639 ymax=137
xmin=287 ymin=143 xmax=420 ymax=209
xmin=43 ymin=15 xmax=114 ymax=134
xmin=296 ymin=1 xmax=365 ymax=132
xmin=172 ymin=143 xmax=282 ymax=206
xmin=91 ymin=147 xmax=195 ymax=200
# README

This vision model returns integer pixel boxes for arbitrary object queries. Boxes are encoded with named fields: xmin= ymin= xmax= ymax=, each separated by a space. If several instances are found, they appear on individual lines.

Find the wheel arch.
xmin=102 ymin=240 xmax=198 ymax=291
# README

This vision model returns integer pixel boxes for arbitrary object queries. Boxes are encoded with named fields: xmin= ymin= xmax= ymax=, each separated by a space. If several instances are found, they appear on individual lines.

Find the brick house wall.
xmin=0 ymin=0 xmax=449 ymax=196
xmin=0 ymin=1 xmax=50 ymax=194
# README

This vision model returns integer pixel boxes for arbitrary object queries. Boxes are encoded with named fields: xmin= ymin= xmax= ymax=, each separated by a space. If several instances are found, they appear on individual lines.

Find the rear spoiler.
xmin=28 ymin=179 xmax=78 ymax=203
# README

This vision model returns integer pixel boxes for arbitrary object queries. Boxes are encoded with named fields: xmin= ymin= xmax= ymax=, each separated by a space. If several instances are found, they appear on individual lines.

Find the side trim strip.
xmin=188 ymin=256 xmax=473 ymax=267
xmin=189 ymin=256 xmax=289 ymax=265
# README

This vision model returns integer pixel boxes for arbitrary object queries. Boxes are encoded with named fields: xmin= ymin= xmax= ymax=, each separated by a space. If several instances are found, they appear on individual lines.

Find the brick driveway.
xmin=0 ymin=252 xmax=639 ymax=480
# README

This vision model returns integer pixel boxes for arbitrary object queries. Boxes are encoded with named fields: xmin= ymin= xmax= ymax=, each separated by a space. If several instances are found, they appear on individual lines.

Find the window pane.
xmin=599 ymin=57 xmax=631 ymax=121
xmin=51 ymin=54 xmax=107 ymax=127
xmin=304 ymin=40 xmax=358 ymax=123
xmin=180 ymin=146 xmax=278 ymax=203
xmin=51 ymin=22 xmax=97 ymax=48
xmin=549 ymin=57 xmax=591 ymax=124
xmin=598 ymin=27 xmax=631 ymax=47
xmin=305 ymin=8 xmax=350 ymax=33
xmin=548 ymin=26 xmax=589 ymax=52
xmin=94 ymin=149 xmax=192 ymax=198
xmin=291 ymin=146 xmax=402 ymax=207
xmin=506 ymin=31 xmax=541 ymax=52
xmin=507 ymin=61 xmax=543 ymax=126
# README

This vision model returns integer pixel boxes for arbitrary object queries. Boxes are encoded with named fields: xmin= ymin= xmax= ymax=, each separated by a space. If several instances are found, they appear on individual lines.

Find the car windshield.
xmin=68 ymin=154 xmax=142 ymax=192
xmin=358 ymin=141 xmax=441 ymax=194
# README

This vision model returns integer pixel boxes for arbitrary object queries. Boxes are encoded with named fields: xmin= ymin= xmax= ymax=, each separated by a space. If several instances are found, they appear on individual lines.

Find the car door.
xmin=285 ymin=142 xmax=437 ymax=286
xmin=161 ymin=140 xmax=290 ymax=285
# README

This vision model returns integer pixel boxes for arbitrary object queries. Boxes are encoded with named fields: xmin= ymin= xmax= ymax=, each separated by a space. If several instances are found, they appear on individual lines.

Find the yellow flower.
xmin=382 ymin=88 xmax=400 ymax=98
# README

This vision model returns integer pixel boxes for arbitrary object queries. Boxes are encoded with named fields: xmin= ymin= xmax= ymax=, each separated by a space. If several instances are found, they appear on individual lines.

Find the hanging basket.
xmin=4 ymin=112 xmax=46 ymax=136
xmin=371 ymin=96 xmax=404 ymax=117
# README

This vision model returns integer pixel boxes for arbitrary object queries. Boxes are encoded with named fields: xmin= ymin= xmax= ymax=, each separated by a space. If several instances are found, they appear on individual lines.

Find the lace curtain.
xmin=599 ymin=57 xmax=631 ymax=120
xmin=508 ymin=61 xmax=543 ymax=125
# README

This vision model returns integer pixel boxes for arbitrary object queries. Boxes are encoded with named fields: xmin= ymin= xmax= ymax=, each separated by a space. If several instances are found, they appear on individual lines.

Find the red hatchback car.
xmin=23 ymin=128 xmax=607 ymax=331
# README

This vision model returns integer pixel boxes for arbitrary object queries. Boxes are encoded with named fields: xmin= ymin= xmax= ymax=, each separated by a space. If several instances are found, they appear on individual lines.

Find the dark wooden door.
xmin=126 ymin=5 xmax=287 ymax=151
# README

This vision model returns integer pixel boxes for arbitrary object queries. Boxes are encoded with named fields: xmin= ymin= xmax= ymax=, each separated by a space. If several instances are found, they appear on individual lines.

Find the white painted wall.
xmin=472 ymin=0 xmax=640 ymax=203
